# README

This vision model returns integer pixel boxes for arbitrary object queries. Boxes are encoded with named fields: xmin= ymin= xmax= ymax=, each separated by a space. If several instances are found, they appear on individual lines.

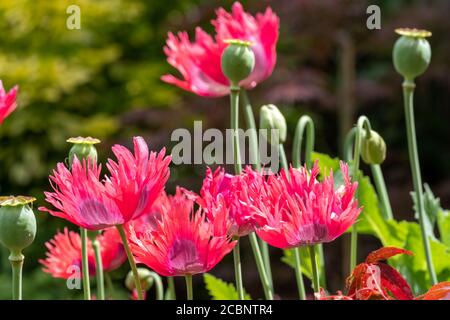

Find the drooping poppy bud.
xmin=361 ymin=130 xmax=386 ymax=165
xmin=0 ymin=196 xmax=37 ymax=258
xmin=260 ymin=104 xmax=287 ymax=144
xmin=221 ymin=39 xmax=255 ymax=87
xmin=66 ymin=136 xmax=101 ymax=166
xmin=125 ymin=267 xmax=154 ymax=292
xmin=393 ymin=28 xmax=432 ymax=81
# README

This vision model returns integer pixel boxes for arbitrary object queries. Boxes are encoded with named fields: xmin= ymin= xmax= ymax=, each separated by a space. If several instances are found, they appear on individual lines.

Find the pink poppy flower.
xmin=40 ymin=136 xmax=171 ymax=230
xmin=40 ymin=158 xmax=124 ymax=230
xmin=240 ymin=162 xmax=362 ymax=248
xmin=187 ymin=167 xmax=261 ymax=237
xmin=39 ymin=227 xmax=127 ymax=279
xmin=0 ymin=81 xmax=18 ymax=124
xmin=105 ymin=136 xmax=171 ymax=222
xmin=128 ymin=189 xmax=236 ymax=277
xmin=162 ymin=2 xmax=279 ymax=97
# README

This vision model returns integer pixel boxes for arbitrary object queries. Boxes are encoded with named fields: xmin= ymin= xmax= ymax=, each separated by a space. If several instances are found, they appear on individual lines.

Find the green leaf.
xmin=437 ymin=209 xmax=450 ymax=247
xmin=203 ymin=273 xmax=251 ymax=300
xmin=411 ymin=184 xmax=441 ymax=239
xmin=311 ymin=152 xmax=340 ymax=178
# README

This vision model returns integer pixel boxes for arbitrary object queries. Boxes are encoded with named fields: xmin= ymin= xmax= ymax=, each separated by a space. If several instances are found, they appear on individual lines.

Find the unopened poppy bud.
xmin=0 ymin=196 xmax=37 ymax=259
xmin=221 ymin=39 xmax=255 ymax=87
xmin=393 ymin=28 xmax=432 ymax=81
xmin=361 ymin=130 xmax=386 ymax=165
xmin=67 ymin=136 xmax=100 ymax=166
xmin=125 ymin=267 xmax=154 ymax=292
xmin=260 ymin=104 xmax=287 ymax=144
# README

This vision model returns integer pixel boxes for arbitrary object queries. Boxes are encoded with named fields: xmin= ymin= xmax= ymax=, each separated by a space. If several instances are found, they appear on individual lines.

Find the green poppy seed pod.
xmin=0 ymin=196 xmax=37 ymax=258
xmin=260 ymin=104 xmax=287 ymax=144
xmin=125 ymin=268 xmax=154 ymax=292
xmin=393 ymin=28 xmax=432 ymax=81
xmin=221 ymin=39 xmax=255 ymax=87
xmin=67 ymin=136 xmax=100 ymax=166
xmin=361 ymin=130 xmax=386 ymax=165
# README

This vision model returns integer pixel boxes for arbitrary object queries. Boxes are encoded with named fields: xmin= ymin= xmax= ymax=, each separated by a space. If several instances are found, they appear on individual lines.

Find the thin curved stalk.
xmin=402 ymin=80 xmax=437 ymax=284
xmin=241 ymin=90 xmax=273 ymax=292
xmin=80 ymin=227 xmax=91 ymax=300
xmin=116 ymin=224 xmax=143 ymax=300
xmin=249 ymin=233 xmax=274 ymax=300
xmin=185 ymin=275 xmax=193 ymax=300
xmin=92 ymin=238 xmax=105 ymax=300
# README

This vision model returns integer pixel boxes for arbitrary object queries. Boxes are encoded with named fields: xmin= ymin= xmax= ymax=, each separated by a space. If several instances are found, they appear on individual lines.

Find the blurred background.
xmin=0 ymin=0 xmax=448 ymax=299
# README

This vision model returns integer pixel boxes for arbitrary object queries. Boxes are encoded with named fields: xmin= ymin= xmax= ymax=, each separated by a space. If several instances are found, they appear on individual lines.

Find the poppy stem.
xmin=402 ymin=80 xmax=437 ymax=284
xmin=80 ymin=227 xmax=91 ymax=300
xmin=248 ymin=233 xmax=274 ymax=300
xmin=308 ymin=246 xmax=320 ymax=297
xmin=9 ymin=251 xmax=23 ymax=300
xmin=349 ymin=116 xmax=372 ymax=272
xmin=166 ymin=277 xmax=176 ymax=300
xmin=232 ymin=239 xmax=245 ymax=300
xmin=116 ymin=224 xmax=144 ymax=300
xmin=185 ymin=275 xmax=193 ymax=300
xmin=230 ymin=87 xmax=242 ymax=174
xmin=241 ymin=90 xmax=274 ymax=292
xmin=230 ymin=87 xmax=245 ymax=300
xmin=92 ymin=237 xmax=105 ymax=300
xmin=292 ymin=248 xmax=306 ymax=300
xmin=150 ymin=271 xmax=164 ymax=300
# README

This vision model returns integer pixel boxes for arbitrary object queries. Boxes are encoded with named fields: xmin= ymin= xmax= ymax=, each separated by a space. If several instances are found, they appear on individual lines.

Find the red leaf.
xmin=366 ymin=247 xmax=413 ymax=264
xmin=416 ymin=281 xmax=450 ymax=300
xmin=377 ymin=263 xmax=414 ymax=300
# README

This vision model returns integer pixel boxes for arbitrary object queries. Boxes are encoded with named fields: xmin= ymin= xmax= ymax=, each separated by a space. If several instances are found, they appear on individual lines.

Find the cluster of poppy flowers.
xmin=37 ymin=136 xmax=361 ymax=283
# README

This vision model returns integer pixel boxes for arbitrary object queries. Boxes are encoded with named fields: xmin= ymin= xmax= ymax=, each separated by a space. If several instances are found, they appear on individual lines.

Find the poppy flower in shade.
xmin=187 ymin=167 xmax=260 ymax=237
xmin=0 ymin=81 xmax=18 ymax=125
xmin=40 ymin=158 xmax=125 ymax=230
xmin=240 ymin=161 xmax=362 ymax=249
xmin=105 ymin=136 xmax=171 ymax=222
xmin=128 ymin=189 xmax=236 ymax=277
xmin=39 ymin=227 xmax=126 ymax=279
xmin=162 ymin=2 xmax=279 ymax=97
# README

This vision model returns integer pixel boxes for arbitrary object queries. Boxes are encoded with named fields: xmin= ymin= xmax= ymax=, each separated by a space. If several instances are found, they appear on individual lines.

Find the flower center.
xmin=168 ymin=238 xmax=204 ymax=275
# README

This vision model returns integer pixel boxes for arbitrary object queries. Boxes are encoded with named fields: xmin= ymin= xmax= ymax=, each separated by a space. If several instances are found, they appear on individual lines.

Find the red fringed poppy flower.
xmin=128 ymin=189 xmax=236 ymax=277
xmin=40 ymin=227 xmax=126 ymax=279
xmin=0 ymin=80 xmax=18 ymax=125
xmin=162 ymin=2 xmax=279 ymax=97
xmin=40 ymin=136 xmax=171 ymax=230
xmin=186 ymin=167 xmax=260 ymax=237
xmin=105 ymin=136 xmax=171 ymax=222
xmin=40 ymin=158 xmax=123 ymax=229
xmin=239 ymin=162 xmax=361 ymax=248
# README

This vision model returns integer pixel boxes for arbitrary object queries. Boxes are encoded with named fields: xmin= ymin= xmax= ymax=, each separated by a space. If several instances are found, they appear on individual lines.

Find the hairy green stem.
xmin=402 ymin=80 xmax=437 ymax=284
xmin=9 ymin=252 xmax=23 ymax=300
xmin=167 ymin=277 xmax=176 ymax=300
xmin=371 ymin=164 xmax=394 ymax=220
xmin=309 ymin=246 xmax=320 ymax=297
xmin=150 ymin=272 xmax=164 ymax=300
xmin=116 ymin=224 xmax=143 ymax=300
xmin=92 ymin=237 xmax=105 ymax=300
xmin=185 ymin=275 xmax=193 ymax=300
xmin=292 ymin=248 xmax=306 ymax=300
xmin=232 ymin=239 xmax=245 ymax=300
xmin=349 ymin=116 xmax=372 ymax=272
xmin=80 ymin=227 xmax=91 ymax=300
xmin=241 ymin=91 xmax=273 ymax=292
xmin=230 ymin=87 xmax=242 ymax=174
xmin=249 ymin=233 xmax=274 ymax=300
